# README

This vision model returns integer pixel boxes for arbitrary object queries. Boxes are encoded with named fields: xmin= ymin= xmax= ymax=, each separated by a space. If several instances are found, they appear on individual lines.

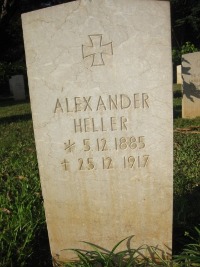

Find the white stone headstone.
xmin=176 ymin=65 xmax=183 ymax=84
xmin=9 ymin=78 xmax=14 ymax=95
xmin=9 ymin=75 xmax=26 ymax=100
xmin=182 ymin=52 xmax=200 ymax=118
xmin=22 ymin=0 xmax=173 ymax=264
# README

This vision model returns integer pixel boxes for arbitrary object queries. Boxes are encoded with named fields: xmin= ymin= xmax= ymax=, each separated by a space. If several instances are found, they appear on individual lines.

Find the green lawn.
xmin=0 ymin=101 xmax=51 ymax=267
xmin=0 ymin=86 xmax=200 ymax=266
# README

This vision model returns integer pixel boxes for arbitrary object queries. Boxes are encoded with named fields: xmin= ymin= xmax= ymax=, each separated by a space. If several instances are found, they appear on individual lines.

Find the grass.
xmin=0 ymin=101 xmax=51 ymax=267
xmin=0 ymin=84 xmax=200 ymax=266
xmin=61 ymin=238 xmax=172 ymax=267
xmin=55 ymin=230 xmax=200 ymax=267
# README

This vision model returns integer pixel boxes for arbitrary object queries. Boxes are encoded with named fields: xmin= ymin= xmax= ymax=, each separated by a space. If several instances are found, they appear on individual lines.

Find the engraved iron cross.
xmin=82 ymin=34 xmax=113 ymax=67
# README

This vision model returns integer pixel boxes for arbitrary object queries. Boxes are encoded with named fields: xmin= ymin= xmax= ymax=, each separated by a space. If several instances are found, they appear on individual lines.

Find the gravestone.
xmin=9 ymin=75 xmax=26 ymax=100
xmin=182 ymin=52 xmax=200 ymax=118
xmin=22 ymin=0 xmax=173 ymax=264
xmin=176 ymin=65 xmax=183 ymax=84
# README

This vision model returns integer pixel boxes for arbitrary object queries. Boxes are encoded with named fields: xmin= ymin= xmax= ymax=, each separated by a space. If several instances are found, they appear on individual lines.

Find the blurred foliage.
xmin=172 ymin=42 xmax=199 ymax=66
xmin=171 ymin=0 xmax=200 ymax=48
xmin=0 ymin=61 xmax=26 ymax=81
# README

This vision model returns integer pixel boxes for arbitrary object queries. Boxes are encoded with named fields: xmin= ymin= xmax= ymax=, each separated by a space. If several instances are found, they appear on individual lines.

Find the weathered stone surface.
xmin=182 ymin=52 xmax=200 ymax=118
xmin=22 ymin=0 xmax=173 ymax=263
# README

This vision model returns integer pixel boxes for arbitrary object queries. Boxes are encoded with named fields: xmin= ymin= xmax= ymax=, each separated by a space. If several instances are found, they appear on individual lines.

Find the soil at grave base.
xmin=174 ymin=126 xmax=200 ymax=134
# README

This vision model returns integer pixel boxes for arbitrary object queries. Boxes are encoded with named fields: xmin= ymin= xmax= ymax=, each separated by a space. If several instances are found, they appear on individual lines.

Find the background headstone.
xmin=22 ymin=0 xmax=173 ymax=263
xmin=9 ymin=75 xmax=26 ymax=100
xmin=176 ymin=65 xmax=183 ymax=84
xmin=182 ymin=52 xmax=200 ymax=118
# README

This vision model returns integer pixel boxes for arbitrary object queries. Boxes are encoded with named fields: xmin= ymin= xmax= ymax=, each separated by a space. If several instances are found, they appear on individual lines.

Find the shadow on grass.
xmin=0 ymin=99 xmax=30 ymax=107
xmin=28 ymin=226 xmax=53 ymax=267
xmin=173 ymin=90 xmax=182 ymax=98
xmin=0 ymin=113 xmax=32 ymax=124
xmin=173 ymin=105 xmax=182 ymax=118
xmin=173 ymin=185 xmax=200 ymax=254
